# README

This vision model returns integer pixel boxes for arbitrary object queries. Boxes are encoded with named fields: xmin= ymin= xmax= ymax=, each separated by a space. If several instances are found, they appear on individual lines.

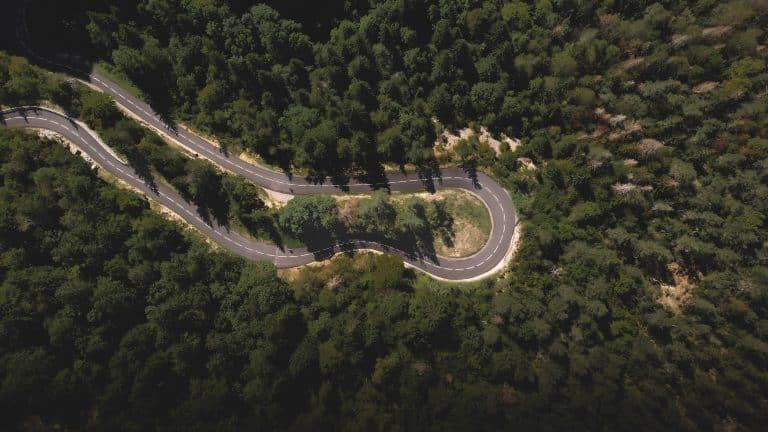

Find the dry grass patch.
xmin=391 ymin=189 xmax=491 ymax=257
xmin=439 ymin=218 xmax=486 ymax=257
xmin=620 ymin=57 xmax=645 ymax=70
xmin=279 ymin=251 xmax=381 ymax=283
xmin=693 ymin=81 xmax=720 ymax=93
xmin=656 ymin=263 xmax=696 ymax=314
xmin=702 ymin=25 xmax=733 ymax=38
xmin=261 ymin=188 xmax=293 ymax=208
xmin=637 ymin=138 xmax=665 ymax=158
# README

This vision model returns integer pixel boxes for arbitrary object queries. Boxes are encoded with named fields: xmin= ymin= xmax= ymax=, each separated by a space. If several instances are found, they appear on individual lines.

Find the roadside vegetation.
xmin=0 ymin=1 xmax=767 ymax=431
xmin=0 ymin=53 xmax=277 ymax=240
xmin=0 ymin=52 xmax=483 ymax=257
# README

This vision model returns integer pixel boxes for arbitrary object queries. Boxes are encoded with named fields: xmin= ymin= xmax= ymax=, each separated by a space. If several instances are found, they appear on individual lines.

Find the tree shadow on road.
xmin=459 ymin=159 xmax=480 ymax=188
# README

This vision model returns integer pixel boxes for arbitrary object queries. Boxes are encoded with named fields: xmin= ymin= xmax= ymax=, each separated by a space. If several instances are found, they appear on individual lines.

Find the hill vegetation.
xmin=0 ymin=52 xmax=469 ymax=257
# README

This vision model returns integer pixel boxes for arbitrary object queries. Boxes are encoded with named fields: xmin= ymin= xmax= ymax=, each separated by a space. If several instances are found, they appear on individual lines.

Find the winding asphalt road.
xmin=1 ymin=6 xmax=517 ymax=280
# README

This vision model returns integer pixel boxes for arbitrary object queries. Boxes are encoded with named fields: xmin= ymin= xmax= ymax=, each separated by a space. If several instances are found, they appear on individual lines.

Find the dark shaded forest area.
xmin=1 ymin=0 xmax=768 ymax=430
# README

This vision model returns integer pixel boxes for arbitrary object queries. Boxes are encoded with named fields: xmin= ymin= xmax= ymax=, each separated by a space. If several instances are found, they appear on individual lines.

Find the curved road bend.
xmin=8 ymin=4 xmax=518 ymax=280
xmin=1 ymin=107 xmax=516 ymax=280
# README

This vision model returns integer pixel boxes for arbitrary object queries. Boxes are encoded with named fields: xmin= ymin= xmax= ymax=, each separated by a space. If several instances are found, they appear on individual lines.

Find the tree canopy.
xmin=1 ymin=0 xmax=767 ymax=430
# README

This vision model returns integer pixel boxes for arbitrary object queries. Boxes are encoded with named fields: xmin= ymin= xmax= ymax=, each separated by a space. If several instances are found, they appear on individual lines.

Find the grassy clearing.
xmin=401 ymin=189 xmax=491 ymax=257
xmin=440 ymin=190 xmax=490 ymax=256
xmin=334 ymin=188 xmax=491 ymax=258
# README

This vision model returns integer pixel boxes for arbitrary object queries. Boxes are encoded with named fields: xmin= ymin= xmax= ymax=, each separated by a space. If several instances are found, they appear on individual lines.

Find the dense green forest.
xmin=1 ymin=0 xmax=768 ymax=430
xmin=0 ymin=51 xmax=278 ymax=234
xmin=0 ymin=52 xmax=459 ymax=256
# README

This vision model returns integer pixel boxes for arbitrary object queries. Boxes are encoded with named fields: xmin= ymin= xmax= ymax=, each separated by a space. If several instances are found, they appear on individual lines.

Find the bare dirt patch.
xmin=637 ymin=138 xmax=666 ymax=158
xmin=611 ymin=182 xmax=653 ymax=194
xmin=593 ymin=107 xmax=643 ymax=141
xmin=435 ymin=123 xmax=521 ymax=156
xmin=702 ymin=25 xmax=733 ymax=39
xmin=693 ymin=81 xmax=720 ymax=93
xmin=671 ymin=34 xmax=692 ymax=48
xmin=621 ymin=57 xmax=645 ymax=70
xmin=656 ymin=263 xmax=696 ymax=314
xmin=238 ymin=151 xmax=285 ymax=174
xmin=262 ymin=189 xmax=293 ymax=208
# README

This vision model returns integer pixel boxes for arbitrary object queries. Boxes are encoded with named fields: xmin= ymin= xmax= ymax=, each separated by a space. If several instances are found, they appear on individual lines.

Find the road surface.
xmin=1 ymin=106 xmax=516 ymax=280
